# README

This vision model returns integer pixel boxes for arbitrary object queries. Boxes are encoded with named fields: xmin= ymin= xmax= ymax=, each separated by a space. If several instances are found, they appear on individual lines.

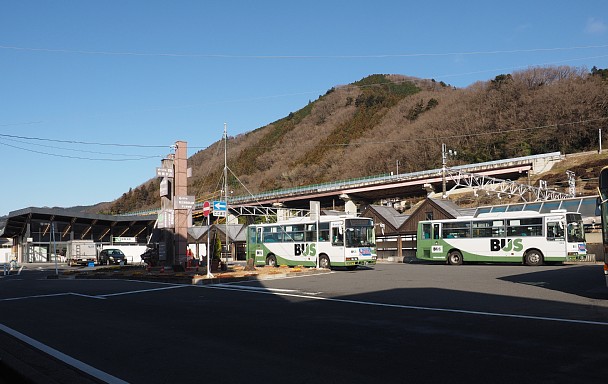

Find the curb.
xmin=46 ymin=268 xmax=331 ymax=285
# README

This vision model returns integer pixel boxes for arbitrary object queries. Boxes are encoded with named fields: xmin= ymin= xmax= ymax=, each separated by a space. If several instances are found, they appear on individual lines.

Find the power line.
xmin=0 ymin=132 xmax=169 ymax=148
xmin=0 ymin=136 xmax=163 ymax=158
xmin=1 ymin=44 xmax=607 ymax=59
xmin=0 ymin=121 xmax=43 ymax=127
xmin=435 ymin=54 xmax=608 ymax=80
xmin=0 ymin=140 xmax=162 ymax=161
xmin=3 ymin=115 xmax=605 ymax=156
xmin=228 ymin=117 xmax=608 ymax=149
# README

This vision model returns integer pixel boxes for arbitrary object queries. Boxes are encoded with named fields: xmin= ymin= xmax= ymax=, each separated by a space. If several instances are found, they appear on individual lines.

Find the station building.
xmin=0 ymin=207 xmax=156 ymax=264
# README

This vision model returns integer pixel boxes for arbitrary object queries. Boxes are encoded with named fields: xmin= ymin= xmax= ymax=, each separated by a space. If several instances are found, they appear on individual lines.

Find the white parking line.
xmin=0 ymin=292 xmax=105 ymax=302
xmin=99 ymin=285 xmax=187 ymax=297
xmin=0 ymin=280 xmax=188 ymax=302
xmin=0 ymin=323 xmax=129 ymax=384
xmin=210 ymin=283 xmax=322 ymax=295
xmin=205 ymin=284 xmax=608 ymax=327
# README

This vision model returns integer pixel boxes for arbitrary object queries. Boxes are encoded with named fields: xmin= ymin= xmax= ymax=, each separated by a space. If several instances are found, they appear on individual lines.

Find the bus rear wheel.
xmin=319 ymin=255 xmax=330 ymax=269
xmin=524 ymin=250 xmax=543 ymax=266
xmin=447 ymin=250 xmax=463 ymax=265
xmin=266 ymin=255 xmax=277 ymax=267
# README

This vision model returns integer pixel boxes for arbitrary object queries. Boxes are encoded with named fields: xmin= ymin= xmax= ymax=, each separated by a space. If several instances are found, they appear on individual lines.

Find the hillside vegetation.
xmin=104 ymin=66 xmax=608 ymax=214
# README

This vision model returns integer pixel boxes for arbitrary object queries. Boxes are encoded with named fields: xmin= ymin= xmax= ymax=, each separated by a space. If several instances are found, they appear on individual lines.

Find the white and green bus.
xmin=246 ymin=215 xmax=377 ymax=270
xmin=598 ymin=166 xmax=608 ymax=286
xmin=416 ymin=209 xmax=586 ymax=265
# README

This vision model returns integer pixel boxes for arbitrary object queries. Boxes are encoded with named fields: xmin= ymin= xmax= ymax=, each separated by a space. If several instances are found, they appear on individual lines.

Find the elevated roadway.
xmin=223 ymin=152 xmax=563 ymax=209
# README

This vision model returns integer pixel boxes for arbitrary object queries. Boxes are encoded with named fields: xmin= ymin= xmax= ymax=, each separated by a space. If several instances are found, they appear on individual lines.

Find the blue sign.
xmin=213 ymin=201 xmax=227 ymax=211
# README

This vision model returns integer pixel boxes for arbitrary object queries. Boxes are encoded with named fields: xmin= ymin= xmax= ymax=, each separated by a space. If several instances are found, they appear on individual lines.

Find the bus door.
xmin=331 ymin=222 xmax=345 ymax=262
xmin=246 ymin=226 xmax=264 ymax=264
xmin=429 ymin=223 xmax=443 ymax=258
xmin=545 ymin=219 xmax=566 ymax=257
xmin=431 ymin=223 xmax=445 ymax=259
xmin=433 ymin=223 xmax=441 ymax=240
xmin=417 ymin=222 xmax=434 ymax=259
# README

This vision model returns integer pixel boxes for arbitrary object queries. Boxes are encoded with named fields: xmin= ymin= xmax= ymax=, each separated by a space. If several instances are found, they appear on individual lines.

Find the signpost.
xmin=203 ymin=201 xmax=213 ymax=278
xmin=113 ymin=237 xmax=136 ymax=243
xmin=157 ymin=209 xmax=175 ymax=229
xmin=202 ymin=201 xmax=211 ymax=217
xmin=174 ymin=195 xmax=196 ymax=210
xmin=156 ymin=167 xmax=174 ymax=178
xmin=212 ymin=200 xmax=227 ymax=217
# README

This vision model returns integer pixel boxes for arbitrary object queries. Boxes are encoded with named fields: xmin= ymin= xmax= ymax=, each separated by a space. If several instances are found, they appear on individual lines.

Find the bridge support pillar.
xmin=340 ymin=194 xmax=358 ymax=215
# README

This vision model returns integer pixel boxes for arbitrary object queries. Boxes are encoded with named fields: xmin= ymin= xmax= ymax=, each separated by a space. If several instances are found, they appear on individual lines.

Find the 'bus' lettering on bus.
xmin=294 ymin=243 xmax=316 ymax=257
xmin=490 ymin=238 xmax=523 ymax=252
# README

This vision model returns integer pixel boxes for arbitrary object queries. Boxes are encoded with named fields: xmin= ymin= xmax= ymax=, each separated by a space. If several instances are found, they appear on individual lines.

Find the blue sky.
xmin=1 ymin=0 xmax=607 ymax=216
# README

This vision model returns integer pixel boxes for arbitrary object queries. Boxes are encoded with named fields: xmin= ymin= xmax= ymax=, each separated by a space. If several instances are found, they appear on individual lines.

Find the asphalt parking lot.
xmin=1 ymin=262 xmax=608 ymax=383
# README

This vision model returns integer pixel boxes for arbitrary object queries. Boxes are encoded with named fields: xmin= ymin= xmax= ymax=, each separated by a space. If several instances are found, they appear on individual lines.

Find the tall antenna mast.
xmin=223 ymin=122 xmax=229 ymax=265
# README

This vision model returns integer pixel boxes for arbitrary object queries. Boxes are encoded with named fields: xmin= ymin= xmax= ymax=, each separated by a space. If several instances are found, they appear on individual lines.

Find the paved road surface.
xmin=1 ymin=263 xmax=608 ymax=383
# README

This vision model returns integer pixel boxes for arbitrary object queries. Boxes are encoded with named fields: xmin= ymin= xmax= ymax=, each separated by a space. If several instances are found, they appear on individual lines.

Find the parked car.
xmin=98 ymin=249 xmax=127 ymax=265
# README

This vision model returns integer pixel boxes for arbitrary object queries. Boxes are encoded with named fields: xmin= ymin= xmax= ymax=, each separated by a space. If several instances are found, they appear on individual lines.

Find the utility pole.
xmin=223 ymin=123 xmax=230 ymax=266
xmin=441 ymin=143 xmax=457 ymax=199
xmin=442 ymin=144 xmax=447 ymax=198
xmin=600 ymin=127 xmax=603 ymax=154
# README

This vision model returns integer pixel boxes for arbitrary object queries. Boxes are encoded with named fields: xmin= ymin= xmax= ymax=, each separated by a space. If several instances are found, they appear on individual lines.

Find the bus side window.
xmin=422 ymin=224 xmax=431 ymax=239
xmin=319 ymin=223 xmax=330 ymax=242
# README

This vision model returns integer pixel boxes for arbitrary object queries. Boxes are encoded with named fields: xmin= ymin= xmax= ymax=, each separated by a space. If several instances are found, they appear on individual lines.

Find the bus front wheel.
xmin=447 ymin=250 xmax=463 ymax=265
xmin=524 ymin=250 xmax=543 ymax=266
xmin=266 ymin=255 xmax=277 ymax=267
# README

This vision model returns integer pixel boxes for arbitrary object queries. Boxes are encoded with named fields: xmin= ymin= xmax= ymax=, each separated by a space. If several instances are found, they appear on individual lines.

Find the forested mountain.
xmin=103 ymin=66 xmax=608 ymax=214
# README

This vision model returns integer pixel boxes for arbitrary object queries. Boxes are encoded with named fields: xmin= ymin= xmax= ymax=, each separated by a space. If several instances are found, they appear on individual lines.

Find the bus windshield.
xmin=345 ymin=219 xmax=375 ymax=247
xmin=566 ymin=214 xmax=585 ymax=243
